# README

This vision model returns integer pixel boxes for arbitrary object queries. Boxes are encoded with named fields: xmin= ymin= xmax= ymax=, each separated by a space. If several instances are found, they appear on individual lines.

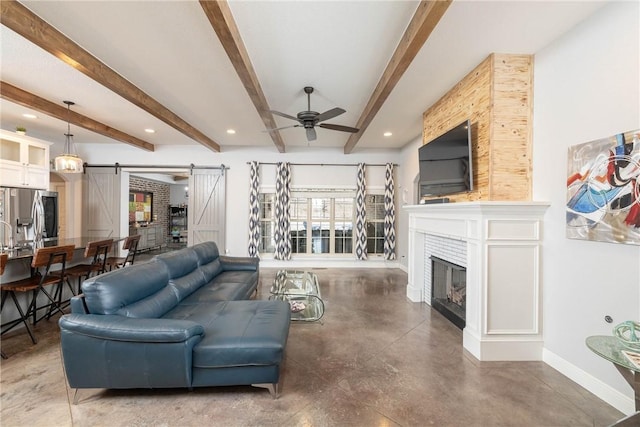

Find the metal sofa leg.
xmin=252 ymin=382 xmax=279 ymax=399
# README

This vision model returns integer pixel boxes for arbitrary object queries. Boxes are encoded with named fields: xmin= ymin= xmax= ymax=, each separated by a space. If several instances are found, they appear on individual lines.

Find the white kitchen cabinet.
xmin=0 ymin=130 xmax=51 ymax=189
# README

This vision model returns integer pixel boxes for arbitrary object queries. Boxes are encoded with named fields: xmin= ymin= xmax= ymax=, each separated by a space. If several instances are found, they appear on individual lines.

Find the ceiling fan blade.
xmin=319 ymin=123 xmax=359 ymax=133
xmin=263 ymin=124 xmax=300 ymax=132
xmin=316 ymin=107 xmax=345 ymax=123
xmin=306 ymin=127 xmax=317 ymax=141
xmin=270 ymin=110 xmax=299 ymax=122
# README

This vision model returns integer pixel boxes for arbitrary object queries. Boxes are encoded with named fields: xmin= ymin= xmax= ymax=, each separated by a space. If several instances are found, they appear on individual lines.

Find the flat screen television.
xmin=419 ymin=120 xmax=473 ymax=198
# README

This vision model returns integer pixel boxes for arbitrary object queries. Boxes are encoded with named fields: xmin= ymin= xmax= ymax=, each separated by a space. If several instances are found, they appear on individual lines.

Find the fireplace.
xmin=431 ymin=256 xmax=466 ymax=329
xmin=405 ymin=202 xmax=548 ymax=360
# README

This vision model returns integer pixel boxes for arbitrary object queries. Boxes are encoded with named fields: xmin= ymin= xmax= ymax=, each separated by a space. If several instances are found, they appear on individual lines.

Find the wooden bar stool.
xmin=65 ymin=239 xmax=113 ymax=294
xmin=0 ymin=245 xmax=75 ymax=347
xmin=105 ymin=234 xmax=140 ymax=271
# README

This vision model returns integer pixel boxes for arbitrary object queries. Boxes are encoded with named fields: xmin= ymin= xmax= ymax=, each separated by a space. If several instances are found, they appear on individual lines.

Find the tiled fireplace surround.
xmin=405 ymin=202 xmax=549 ymax=361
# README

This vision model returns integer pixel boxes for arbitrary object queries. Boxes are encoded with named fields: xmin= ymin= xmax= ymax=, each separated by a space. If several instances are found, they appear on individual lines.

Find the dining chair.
xmin=65 ymin=238 xmax=113 ymax=295
xmin=0 ymin=245 xmax=75 ymax=347
xmin=105 ymin=234 xmax=141 ymax=271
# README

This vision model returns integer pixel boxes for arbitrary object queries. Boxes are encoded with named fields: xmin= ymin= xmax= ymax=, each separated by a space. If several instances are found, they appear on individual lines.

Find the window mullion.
xmin=306 ymin=198 xmax=312 ymax=254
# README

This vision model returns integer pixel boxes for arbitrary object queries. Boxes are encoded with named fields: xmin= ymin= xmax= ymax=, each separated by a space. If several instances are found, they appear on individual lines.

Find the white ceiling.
xmin=0 ymin=0 xmax=607 ymax=155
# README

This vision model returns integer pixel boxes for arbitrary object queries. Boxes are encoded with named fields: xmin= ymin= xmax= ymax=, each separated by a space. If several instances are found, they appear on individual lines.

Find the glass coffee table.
xmin=269 ymin=270 xmax=324 ymax=322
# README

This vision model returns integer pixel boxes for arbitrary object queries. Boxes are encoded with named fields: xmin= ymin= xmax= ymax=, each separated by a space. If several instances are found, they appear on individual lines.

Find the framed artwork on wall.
xmin=129 ymin=191 xmax=153 ymax=224
xmin=566 ymin=128 xmax=640 ymax=245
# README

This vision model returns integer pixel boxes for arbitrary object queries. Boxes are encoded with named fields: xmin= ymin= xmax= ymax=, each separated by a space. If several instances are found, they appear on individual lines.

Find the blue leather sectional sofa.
xmin=58 ymin=241 xmax=290 ymax=400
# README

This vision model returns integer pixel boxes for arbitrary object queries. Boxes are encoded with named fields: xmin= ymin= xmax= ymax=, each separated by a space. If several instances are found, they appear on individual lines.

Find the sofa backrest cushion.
xmin=192 ymin=241 xmax=220 ymax=264
xmin=155 ymin=248 xmax=208 ymax=301
xmin=155 ymin=247 xmax=199 ymax=279
xmin=191 ymin=241 xmax=223 ymax=282
xmin=83 ymin=261 xmax=173 ymax=316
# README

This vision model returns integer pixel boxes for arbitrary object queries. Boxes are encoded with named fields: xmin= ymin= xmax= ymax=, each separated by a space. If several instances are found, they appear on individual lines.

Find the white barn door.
xmin=188 ymin=168 xmax=226 ymax=250
xmin=82 ymin=168 xmax=121 ymax=238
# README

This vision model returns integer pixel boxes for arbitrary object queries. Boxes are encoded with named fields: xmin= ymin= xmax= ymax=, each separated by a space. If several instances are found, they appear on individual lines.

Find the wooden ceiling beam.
xmin=1 ymin=81 xmax=155 ymax=152
xmin=200 ymin=0 xmax=286 ymax=153
xmin=344 ymin=0 xmax=452 ymax=154
xmin=0 ymin=0 xmax=220 ymax=152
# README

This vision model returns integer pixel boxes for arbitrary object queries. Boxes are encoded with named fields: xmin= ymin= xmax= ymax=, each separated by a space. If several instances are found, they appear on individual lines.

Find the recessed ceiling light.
xmin=144 ymin=128 xmax=155 ymax=133
xmin=22 ymin=113 xmax=37 ymax=119
xmin=383 ymin=132 xmax=393 ymax=137
xmin=226 ymin=129 xmax=236 ymax=134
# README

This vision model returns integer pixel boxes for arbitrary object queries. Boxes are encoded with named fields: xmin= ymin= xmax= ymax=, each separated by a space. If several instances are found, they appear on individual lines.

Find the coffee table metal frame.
xmin=269 ymin=270 xmax=324 ymax=322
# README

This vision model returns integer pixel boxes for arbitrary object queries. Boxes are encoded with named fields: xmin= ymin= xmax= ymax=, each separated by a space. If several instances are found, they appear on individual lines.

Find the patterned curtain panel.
xmin=274 ymin=162 xmax=292 ymax=260
xmin=355 ymin=163 xmax=367 ymax=260
xmin=384 ymin=163 xmax=397 ymax=260
xmin=248 ymin=161 xmax=260 ymax=257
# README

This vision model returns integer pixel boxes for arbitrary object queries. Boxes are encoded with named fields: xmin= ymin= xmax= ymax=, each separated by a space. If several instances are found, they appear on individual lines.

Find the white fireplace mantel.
xmin=404 ymin=201 xmax=550 ymax=361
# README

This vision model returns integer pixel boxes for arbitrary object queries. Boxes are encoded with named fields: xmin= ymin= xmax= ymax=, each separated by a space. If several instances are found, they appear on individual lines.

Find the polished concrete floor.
xmin=0 ymin=266 xmax=624 ymax=426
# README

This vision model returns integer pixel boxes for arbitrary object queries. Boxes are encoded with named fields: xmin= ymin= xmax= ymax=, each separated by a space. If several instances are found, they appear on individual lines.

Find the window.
xmin=258 ymin=193 xmax=354 ymax=256
xmin=310 ymin=198 xmax=330 ymax=254
xmin=258 ymin=193 xmax=275 ymax=253
xmin=334 ymin=198 xmax=353 ymax=254
xmin=365 ymin=194 xmax=385 ymax=255
xmin=290 ymin=197 xmax=308 ymax=254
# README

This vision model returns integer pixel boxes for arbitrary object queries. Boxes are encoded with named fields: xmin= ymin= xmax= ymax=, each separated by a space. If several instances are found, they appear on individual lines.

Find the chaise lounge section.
xmin=58 ymin=241 xmax=290 ymax=400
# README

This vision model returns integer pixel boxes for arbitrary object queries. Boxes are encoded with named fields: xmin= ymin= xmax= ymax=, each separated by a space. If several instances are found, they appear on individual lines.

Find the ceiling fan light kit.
xmin=54 ymin=100 xmax=84 ymax=174
xmin=269 ymin=86 xmax=359 ymax=142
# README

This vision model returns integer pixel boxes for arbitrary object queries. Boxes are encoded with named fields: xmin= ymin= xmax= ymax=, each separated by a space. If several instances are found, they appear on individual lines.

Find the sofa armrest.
xmin=219 ymin=255 xmax=259 ymax=272
xmin=59 ymin=314 xmax=204 ymax=343
xmin=59 ymin=314 xmax=204 ymax=389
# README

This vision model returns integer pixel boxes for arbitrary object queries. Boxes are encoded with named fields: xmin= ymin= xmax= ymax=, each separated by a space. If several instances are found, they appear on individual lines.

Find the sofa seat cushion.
xmin=214 ymin=270 xmax=259 ymax=288
xmin=166 ymin=300 xmax=290 ymax=368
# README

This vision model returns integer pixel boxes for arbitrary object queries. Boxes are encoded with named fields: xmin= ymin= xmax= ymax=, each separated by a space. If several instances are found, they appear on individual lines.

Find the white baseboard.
xmin=542 ymin=348 xmax=635 ymax=415
xmin=261 ymin=259 xmax=401 ymax=270
xmin=463 ymin=333 xmax=543 ymax=361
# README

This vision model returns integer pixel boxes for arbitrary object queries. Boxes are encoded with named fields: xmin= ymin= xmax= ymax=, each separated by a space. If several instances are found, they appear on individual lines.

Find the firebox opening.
xmin=431 ymin=256 xmax=466 ymax=330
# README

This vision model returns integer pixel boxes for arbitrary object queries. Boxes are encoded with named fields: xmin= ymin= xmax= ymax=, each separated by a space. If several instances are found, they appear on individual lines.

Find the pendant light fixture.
xmin=54 ymin=100 xmax=84 ymax=173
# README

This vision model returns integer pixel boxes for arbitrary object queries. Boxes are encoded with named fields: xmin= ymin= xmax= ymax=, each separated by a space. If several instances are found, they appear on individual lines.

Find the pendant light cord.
xmin=63 ymin=100 xmax=75 ymax=154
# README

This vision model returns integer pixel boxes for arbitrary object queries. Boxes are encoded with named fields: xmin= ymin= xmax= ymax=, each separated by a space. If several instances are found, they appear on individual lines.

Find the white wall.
xmin=533 ymin=1 xmax=640 ymax=413
xmin=170 ymin=184 xmax=188 ymax=206
xmin=76 ymin=144 xmax=402 ymax=258
xmin=397 ymin=135 xmax=422 ymax=270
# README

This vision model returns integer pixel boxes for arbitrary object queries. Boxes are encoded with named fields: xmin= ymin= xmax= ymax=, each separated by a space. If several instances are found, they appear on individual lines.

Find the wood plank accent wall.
xmin=422 ymin=53 xmax=533 ymax=201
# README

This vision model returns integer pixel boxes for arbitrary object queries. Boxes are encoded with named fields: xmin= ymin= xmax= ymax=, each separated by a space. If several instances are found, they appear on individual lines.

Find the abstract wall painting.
xmin=566 ymin=128 xmax=640 ymax=245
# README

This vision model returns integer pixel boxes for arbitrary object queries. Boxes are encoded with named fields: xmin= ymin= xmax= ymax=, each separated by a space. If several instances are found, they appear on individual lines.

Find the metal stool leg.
xmin=7 ymin=291 xmax=38 ymax=344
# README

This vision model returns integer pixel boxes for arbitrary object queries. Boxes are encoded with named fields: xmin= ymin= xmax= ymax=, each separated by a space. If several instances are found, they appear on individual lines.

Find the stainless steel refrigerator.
xmin=0 ymin=187 xmax=58 ymax=249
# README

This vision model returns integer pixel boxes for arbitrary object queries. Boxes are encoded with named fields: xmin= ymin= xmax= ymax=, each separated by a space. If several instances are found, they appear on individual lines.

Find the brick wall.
xmin=129 ymin=177 xmax=170 ymax=238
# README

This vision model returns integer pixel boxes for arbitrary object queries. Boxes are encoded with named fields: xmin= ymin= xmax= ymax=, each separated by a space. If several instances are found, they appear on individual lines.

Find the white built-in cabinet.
xmin=0 ymin=130 xmax=51 ymax=189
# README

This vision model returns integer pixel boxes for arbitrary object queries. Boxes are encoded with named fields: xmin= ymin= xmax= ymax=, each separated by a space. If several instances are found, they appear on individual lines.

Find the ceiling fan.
xmin=268 ymin=86 xmax=359 ymax=141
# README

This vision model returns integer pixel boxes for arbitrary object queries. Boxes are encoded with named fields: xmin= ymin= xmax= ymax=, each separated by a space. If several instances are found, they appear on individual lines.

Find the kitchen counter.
xmin=1 ymin=236 xmax=127 ymax=334
xmin=2 ymin=236 xmax=126 ymax=261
